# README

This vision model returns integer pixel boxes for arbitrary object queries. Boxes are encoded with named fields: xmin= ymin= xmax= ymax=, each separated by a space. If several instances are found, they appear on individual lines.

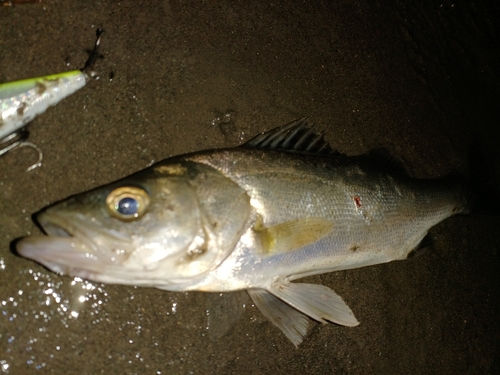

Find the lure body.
xmin=0 ymin=70 xmax=87 ymax=140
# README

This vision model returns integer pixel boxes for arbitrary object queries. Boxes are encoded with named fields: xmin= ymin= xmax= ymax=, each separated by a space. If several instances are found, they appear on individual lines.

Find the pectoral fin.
xmin=255 ymin=217 xmax=333 ymax=255
xmin=269 ymin=281 xmax=359 ymax=327
xmin=247 ymin=289 xmax=310 ymax=347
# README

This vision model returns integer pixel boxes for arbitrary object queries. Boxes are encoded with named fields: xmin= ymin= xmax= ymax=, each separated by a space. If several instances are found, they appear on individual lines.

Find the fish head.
xmin=17 ymin=164 xmax=211 ymax=286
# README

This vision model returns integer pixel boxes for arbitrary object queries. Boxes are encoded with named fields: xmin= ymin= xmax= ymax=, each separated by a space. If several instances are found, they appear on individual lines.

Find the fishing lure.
xmin=0 ymin=29 xmax=103 ymax=171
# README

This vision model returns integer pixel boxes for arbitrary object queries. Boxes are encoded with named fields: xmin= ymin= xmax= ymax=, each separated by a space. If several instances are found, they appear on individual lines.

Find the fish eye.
xmin=116 ymin=197 xmax=138 ymax=215
xmin=106 ymin=186 xmax=150 ymax=221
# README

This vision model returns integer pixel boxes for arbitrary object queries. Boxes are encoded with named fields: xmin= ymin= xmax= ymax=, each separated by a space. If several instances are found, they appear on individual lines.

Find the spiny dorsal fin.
xmin=243 ymin=118 xmax=339 ymax=155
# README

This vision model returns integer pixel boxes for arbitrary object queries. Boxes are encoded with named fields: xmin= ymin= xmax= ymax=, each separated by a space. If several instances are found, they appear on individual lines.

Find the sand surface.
xmin=1 ymin=1 xmax=499 ymax=374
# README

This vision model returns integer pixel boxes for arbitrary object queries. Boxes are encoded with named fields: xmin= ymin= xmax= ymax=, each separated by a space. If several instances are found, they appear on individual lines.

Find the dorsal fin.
xmin=243 ymin=118 xmax=339 ymax=155
xmin=365 ymin=148 xmax=409 ymax=176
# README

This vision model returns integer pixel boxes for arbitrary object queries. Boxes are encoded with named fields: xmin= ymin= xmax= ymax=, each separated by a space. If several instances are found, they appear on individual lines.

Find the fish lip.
xmin=37 ymin=211 xmax=99 ymax=251
xmin=37 ymin=209 xmax=133 ymax=252
xmin=19 ymin=210 xmax=128 ymax=269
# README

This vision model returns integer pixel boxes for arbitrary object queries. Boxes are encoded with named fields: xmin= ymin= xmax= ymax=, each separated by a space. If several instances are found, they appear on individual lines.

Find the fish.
xmin=17 ymin=118 xmax=471 ymax=345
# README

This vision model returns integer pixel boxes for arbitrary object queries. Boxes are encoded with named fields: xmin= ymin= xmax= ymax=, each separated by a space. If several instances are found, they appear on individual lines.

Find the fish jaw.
xmin=17 ymin=235 xmax=104 ymax=280
xmin=16 ymin=209 xmax=141 ymax=284
xmin=16 ymin=232 xmax=167 ymax=286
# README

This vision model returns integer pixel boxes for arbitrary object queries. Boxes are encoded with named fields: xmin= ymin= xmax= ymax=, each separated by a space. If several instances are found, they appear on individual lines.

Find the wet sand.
xmin=1 ymin=1 xmax=499 ymax=374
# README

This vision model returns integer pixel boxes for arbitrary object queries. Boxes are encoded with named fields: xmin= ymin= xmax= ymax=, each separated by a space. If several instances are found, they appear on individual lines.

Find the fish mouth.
xmin=17 ymin=235 xmax=102 ymax=279
xmin=16 ymin=211 xmax=129 ymax=282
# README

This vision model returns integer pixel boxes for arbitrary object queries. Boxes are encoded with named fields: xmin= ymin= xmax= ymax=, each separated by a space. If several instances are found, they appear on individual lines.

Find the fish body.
xmin=17 ymin=119 xmax=470 ymax=345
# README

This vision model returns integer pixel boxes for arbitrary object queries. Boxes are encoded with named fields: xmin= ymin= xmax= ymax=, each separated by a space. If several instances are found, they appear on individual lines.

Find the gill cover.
xmin=152 ymin=161 xmax=252 ymax=281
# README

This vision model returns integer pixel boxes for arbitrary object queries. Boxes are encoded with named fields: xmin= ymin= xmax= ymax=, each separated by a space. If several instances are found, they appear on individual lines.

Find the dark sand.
xmin=1 ymin=1 xmax=499 ymax=374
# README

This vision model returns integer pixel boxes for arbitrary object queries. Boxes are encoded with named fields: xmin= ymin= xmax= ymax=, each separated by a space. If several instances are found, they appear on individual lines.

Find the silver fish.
xmin=17 ymin=118 xmax=470 ymax=345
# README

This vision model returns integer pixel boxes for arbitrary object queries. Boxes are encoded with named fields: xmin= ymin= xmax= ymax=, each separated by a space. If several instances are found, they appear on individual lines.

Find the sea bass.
xmin=17 ymin=118 xmax=470 ymax=345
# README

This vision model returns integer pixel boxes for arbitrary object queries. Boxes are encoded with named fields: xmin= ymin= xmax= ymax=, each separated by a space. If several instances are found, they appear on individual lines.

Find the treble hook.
xmin=0 ymin=129 xmax=43 ymax=172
